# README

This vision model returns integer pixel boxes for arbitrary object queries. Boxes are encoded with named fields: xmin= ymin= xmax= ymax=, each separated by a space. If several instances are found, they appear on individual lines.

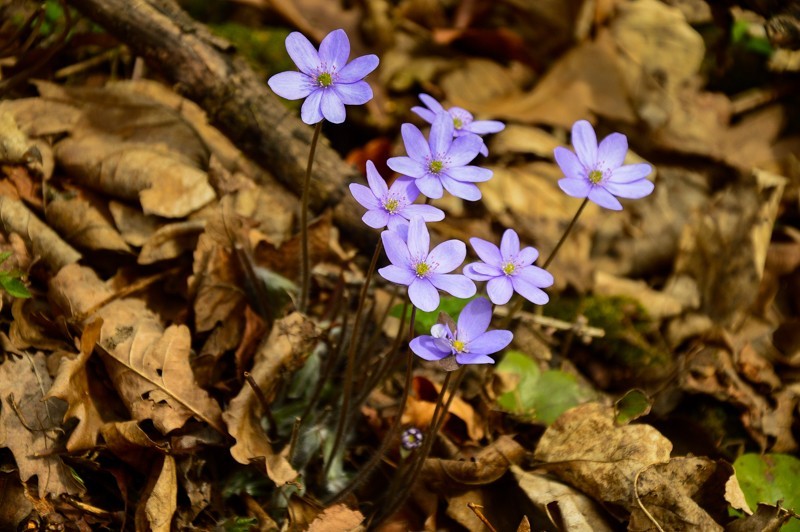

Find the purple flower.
xmin=401 ymin=427 xmax=423 ymax=450
xmin=268 ymin=29 xmax=379 ymax=125
xmin=378 ymin=217 xmax=476 ymax=312
xmin=386 ymin=113 xmax=492 ymax=201
xmin=412 ymin=93 xmax=505 ymax=156
xmin=349 ymin=161 xmax=445 ymax=231
xmin=409 ymin=298 xmax=512 ymax=365
xmin=555 ymin=120 xmax=654 ymax=211
xmin=463 ymin=229 xmax=553 ymax=306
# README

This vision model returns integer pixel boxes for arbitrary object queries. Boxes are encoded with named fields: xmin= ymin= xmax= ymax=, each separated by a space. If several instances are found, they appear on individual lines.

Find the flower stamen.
xmin=429 ymin=160 xmax=444 ymax=174
xmin=453 ymin=117 xmax=463 ymax=129
xmin=317 ymin=72 xmax=333 ymax=87
xmin=588 ymin=169 xmax=604 ymax=184
xmin=451 ymin=339 xmax=467 ymax=353
xmin=502 ymin=262 xmax=516 ymax=275
xmin=383 ymin=197 xmax=400 ymax=214
xmin=414 ymin=262 xmax=431 ymax=277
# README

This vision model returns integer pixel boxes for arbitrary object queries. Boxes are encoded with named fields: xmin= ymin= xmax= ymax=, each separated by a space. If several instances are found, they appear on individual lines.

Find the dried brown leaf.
xmin=725 ymin=503 xmax=793 ymax=532
xmin=306 ymin=504 xmax=364 ymax=532
xmin=138 ymin=220 xmax=205 ymax=265
xmin=45 ymin=190 xmax=132 ymax=253
xmin=101 ymin=420 xmax=166 ymax=471
xmin=108 ymin=200 xmax=163 ymax=247
xmin=135 ymin=455 xmax=177 ymax=532
xmin=421 ymin=435 xmax=525 ymax=490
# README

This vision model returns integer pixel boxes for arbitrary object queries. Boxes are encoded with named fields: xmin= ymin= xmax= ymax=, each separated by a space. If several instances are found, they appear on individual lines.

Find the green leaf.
xmin=495 ymin=351 xmax=595 ymax=425
xmin=390 ymin=295 xmax=478 ymax=335
xmin=614 ymin=389 xmax=652 ymax=425
xmin=0 ymin=275 xmax=31 ymax=299
xmin=734 ymin=453 xmax=800 ymax=531
xmin=220 ymin=516 xmax=258 ymax=532
xmin=0 ymin=251 xmax=11 ymax=265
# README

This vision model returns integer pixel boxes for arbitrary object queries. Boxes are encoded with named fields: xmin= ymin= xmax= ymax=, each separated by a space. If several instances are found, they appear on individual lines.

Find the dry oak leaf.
xmin=0 ymin=352 xmax=83 ymax=498
xmin=306 ymin=504 xmax=364 ymax=532
xmin=223 ymin=312 xmax=317 ymax=486
xmin=135 ymin=455 xmax=177 ymax=532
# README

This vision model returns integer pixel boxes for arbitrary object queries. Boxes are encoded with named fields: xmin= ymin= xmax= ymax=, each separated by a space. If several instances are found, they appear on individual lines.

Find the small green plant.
xmin=0 ymin=252 xmax=31 ymax=299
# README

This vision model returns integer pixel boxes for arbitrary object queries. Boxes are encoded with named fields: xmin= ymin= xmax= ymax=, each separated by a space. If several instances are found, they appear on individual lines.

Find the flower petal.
xmin=410 ymin=335 xmax=449 ymax=361
xmin=456 ymin=297 xmax=492 ymax=342
xmin=285 ymin=32 xmax=320 ymax=75
xmin=463 ymin=263 xmax=495 ymax=281
xmin=349 ymin=183 xmax=380 ymax=210
xmin=558 ymin=177 xmax=591 ymax=198
xmin=456 ymin=352 xmax=495 ymax=365
xmin=300 ymin=90 xmax=324 ymax=125
xmin=516 ymin=246 xmax=539 ymax=266
xmin=470 ymin=237 xmax=502 ymax=267
xmin=415 ymin=175 xmax=444 ymax=199
xmin=411 ymin=106 xmax=436 ymax=124
xmin=511 ymin=277 xmax=550 ymax=305
xmin=609 ymin=163 xmax=653 ymax=183
xmin=387 ymin=215 xmax=410 ymax=233
xmin=447 ymin=135 xmax=483 ymax=165
xmin=400 ymin=123 xmax=431 ymax=162
xmin=419 ymin=93 xmax=445 ymax=113
xmin=403 ymin=204 xmax=445 ymax=222
xmin=362 ymin=209 xmax=389 ymax=229
xmin=407 ymin=216 xmax=430 ymax=259
xmin=487 ymin=276 xmax=513 ymax=305
xmin=588 ymin=186 xmax=623 ymax=210
xmin=409 ymin=279 xmax=440 ymax=312
xmin=333 ymin=81 xmax=373 ymax=105
xmin=467 ymin=330 xmax=513 ymax=356
xmin=466 ymin=120 xmax=505 ymax=135
xmin=440 ymin=175 xmax=481 ymax=201
xmin=319 ymin=29 xmax=350 ymax=70
xmin=446 ymin=165 xmax=493 ymax=183
xmin=427 ymin=240 xmax=466 ymax=273
xmin=429 ymin=274 xmax=476 ymax=298
xmin=554 ymin=146 xmax=585 ymax=181
xmin=429 ymin=112 xmax=454 ymax=157
xmin=604 ymin=179 xmax=654 ymax=199
xmin=338 ymin=54 xmax=379 ymax=82
xmin=597 ymin=132 xmax=628 ymax=170
xmin=390 ymin=176 xmax=419 ymax=201
xmin=571 ymin=120 xmax=598 ymax=168
xmin=378 ymin=264 xmax=415 ymax=285
xmin=500 ymin=229 xmax=520 ymax=259
xmin=473 ymin=263 xmax=503 ymax=277
xmin=365 ymin=160 xmax=388 ymax=197
xmin=381 ymin=229 xmax=411 ymax=268
xmin=268 ymin=71 xmax=315 ymax=100
xmin=387 ymin=156 xmax=426 ymax=178
xmin=320 ymin=90 xmax=346 ymax=124
xmin=516 ymin=265 xmax=554 ymax=288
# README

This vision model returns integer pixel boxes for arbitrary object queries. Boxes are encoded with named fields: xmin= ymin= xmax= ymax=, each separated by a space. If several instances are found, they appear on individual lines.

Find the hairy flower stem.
xmin=323 ymin=238 xmax=384 ymax=477
xmin=299 ymin=121 xmax=323 ymax=314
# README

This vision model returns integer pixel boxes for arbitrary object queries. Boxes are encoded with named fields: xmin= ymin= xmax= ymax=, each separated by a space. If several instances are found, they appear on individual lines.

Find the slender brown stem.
xmin=244 ymin=371 xmax=276 ymax=438
xmin=543 ymin=197 xmax=589 ymax=269
xmin=299 ymin=121 xmax=324 ymax=314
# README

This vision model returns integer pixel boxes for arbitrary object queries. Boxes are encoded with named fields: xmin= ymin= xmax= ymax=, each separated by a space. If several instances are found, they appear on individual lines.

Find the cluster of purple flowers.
xmin=268 ymin=29 xmax=655 ymax=368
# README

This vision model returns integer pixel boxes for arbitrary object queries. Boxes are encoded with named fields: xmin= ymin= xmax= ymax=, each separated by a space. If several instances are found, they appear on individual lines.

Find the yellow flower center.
xmin=588 ymin=169 xmax=604 ymax=184
xmin=384 ymin=198 xmax=399 ymax=213
xmin=502 ymin=262 xmax=516 ymax=275
xmin=414 ymin=262 xmax=430 ymax=277
xmin=317 ymin=72 xmax=333 ymax=87
xmin=453 ymin=117 xmax=463 ymax=129
xmin=429 ymin=160 xmax=443 ymax=174
xmin=451 ymin=340 xmax=466 ymax=352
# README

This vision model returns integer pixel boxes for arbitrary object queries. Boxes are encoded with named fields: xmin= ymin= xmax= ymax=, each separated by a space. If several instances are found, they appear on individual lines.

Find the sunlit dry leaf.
xmin=108 ymin=200 xmax=163 ymax=247
xmin=0 ymin=109 xmax=39 ymax=165
xmin=402 ymin=375 xmax=484 ymax=441
xmin=0 ymin=353 xmax=83 ymax=498
xmin=421 ymin=436 xmax=525 ymax=490
xmin=726 ymin=502 xmax=793 ymax=532
xmin=725 ymin=471 xmax=753 ymax=515
xmin=0 ymin=95 xmax=81 ymax=138
xmin=138 ymin=220 xmax=205 ymax=265
xmin=489 ymin=124 xmax=561 ymax=159
xmin=135 ymin=455 xmax=177 ymax=532
xmin=594 ymin=271 xmax=684 ymax=320
xmin=9 ymin=298 xmax=69 ymax=351
xmin=306 ymin=504 xmax=364 ymax=532
xmin=45 ymin=190 xmax=132 ymax=253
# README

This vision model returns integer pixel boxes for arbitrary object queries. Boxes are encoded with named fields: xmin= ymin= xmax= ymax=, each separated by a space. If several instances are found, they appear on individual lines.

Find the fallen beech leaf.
xmin=135 ymin=455 xmax=177 ymax=532
xmin=138 ymin=220 xmax=205 ymax=265
xmin=0 ymin=353 xmax=83 ymax=498
xmin=421 ymin=435 xmax=525 ymax=490
xmin=726 ymin=503 xmax=794 ymax=532
xmin=101 ymin=420 xmax=166 ymax=471
xmin=402 ymin=375 xmax=484 ymax=441
xmin=45 ymin=190 xmax=132 ymax=253
xmin=306 ymin=504 xmax=364 ymax=532
xmin=108 ymin=200 xmax=163 ymax=247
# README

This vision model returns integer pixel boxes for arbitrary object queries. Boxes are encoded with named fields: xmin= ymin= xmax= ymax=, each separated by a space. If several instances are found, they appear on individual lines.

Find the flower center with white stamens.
xmin=414 ymin=262 xmax=431 ymax=278
xmin=451 ymin=339 xmax=467 ymax=353
xmin=383 ymin=197 xmax=400 ymax=214
xmin=453 ymin=117 xmax=463 ymax=130
xmin=588 ymin=169 xmax=604 ymax=184
xmin=317 ymin=72 xmax=333 ymax=87
xmin=502 ymin=261 xmax=517 ymax=275
xmin=429 ymin=160 xmax=444 ymax=174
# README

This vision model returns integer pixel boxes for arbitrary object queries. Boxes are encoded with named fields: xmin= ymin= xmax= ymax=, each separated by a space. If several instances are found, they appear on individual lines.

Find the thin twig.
xmin=467 ymin=502 xmax=498 ymax=532
xmin=634 ymin=467 xmax=665 ymax=532
xmin=244 ymin=371 xmax=276 ymax=439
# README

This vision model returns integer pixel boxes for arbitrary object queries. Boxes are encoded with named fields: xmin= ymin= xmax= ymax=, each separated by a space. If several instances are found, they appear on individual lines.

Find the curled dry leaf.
xmin=421 ymin=435 xmax=525 ymax=491
xmin=135 ymin=455 xmax=177 ymax=532
xmin=402 ymin=375 xmax=484 ymax=441
xmin=101 ymin=420 xmax=167 ymax=471
xmin=138 ymin=220 xmax=206 ymax=265
xmin=45 ymin=190 xmax=132 ymax=253
xmin=0 ymin=109 xmax=40 ymax=165
xmin=306 ymin=504 xmax=364 ymax=532
xmin=109 ymin=200 xmax=163 ymax=247
xmin=0 ymin=352 xmax=83 ymax=498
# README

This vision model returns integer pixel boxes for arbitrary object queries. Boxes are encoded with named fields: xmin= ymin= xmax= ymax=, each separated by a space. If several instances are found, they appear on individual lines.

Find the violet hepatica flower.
xmin=410 ymin=297 xmax=512 ymax=365
xmin=555 ymin=120 xmax=654 ymax=211
xmin=463 ymin=229 xmax=553 ymax=306
xmin=349 ymin=161 xmax=445 ymax=231
xmin=387 ymin=113 xmax=492 ymax=201
xmin=379 ymin=217 xmax=476 ymax=312
xmin=268 ymin=29 xmax=379 ymax=125
xmin=412 ymin=93 xmax=505 ymax=156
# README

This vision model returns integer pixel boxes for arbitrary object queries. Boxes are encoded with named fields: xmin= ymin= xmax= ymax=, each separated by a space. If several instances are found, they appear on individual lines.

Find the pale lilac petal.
xmin=300 ymin=90 xmax=324 ymax=124
xmin=333 ymin=81 xmax=373 ymax=105
xmin=379 ymin=264 xmax=415 ymax=285
xmin=500 ymin=229 xmax=520 ymax=259
xmin=604 ymin=179 xmax=654 ymax=199
xmin=419 ymin=93 xmax=444 ymax=113
xmin=387 ymin=215 xmax=410 ymax=233
xmin=365 ymin=161 xmax=388 ymax=197
xmin=407 ymin=216 xmax=430 ymax=259
xmin=415 ymin=175 xmax=444 ymax=199
xmin=440 ymin=175 xmax=481 ymax=201
xmin=558 ymin=177 xmax=591 ymax=198
xmin=429 ymin=274 xmax=476 ymax=298
xmin=338 ymin=55 xmax=379 ymax=83
xmin=403 ymin=204 xmax=444 ymax=222
xmin=447 ymin=135 xmax=483 ymax=165
xmin=400 ymin=123 xmax=431 ymax=162
xmin=362 ymin=209 xmax=389 ymax=228
xmin=456 ymin=298 xmax=492 ymax=342
xmin=320 ymin=90 xmax=346 ymax=124
xmin=516 ymin=265 xmax=554 ymax=288
xmin=571 ymin=120 xmax=598 ymax=168
xmin=427 ymin=240 xmax=466 ymax=273
xmin=410 ymin=335 xmax=448 ymax=361
xmin=470 ymin=237 xmax=502 ymax=267
xmin=381 ymin=230 xmax=411 ymax=267
xmin=390 ymin=176 xmax=419 ymax=201
xmin=511 ymin=277 xmax=550 ymax=304
xmin=319 ymin=29 xmax=349 ymax=70
xmin=445 ymin=165 xmax=492 ymax=183
xmin=473 ymin=263 xmax=503 ymax=277
xmin=349 ymin=183 xmax=380 ymax=210
xmin=268 ymin=71 xmax=315 ymax=100
xmin=285 ymin=32 xmax=320 ymax=75
xmin=479 ymin=142 xmax=489 ymax=157
xmin=466 ymin=120 xmax=505 ymax=135
xmin=487 ymin=276 xmax=513 ymax=305
xmin=463 ymin=263 xmax=495 ymax=281
xmin=429 ymin=112 xmax=454 ymax=156
xmin=554 ymin=147 xmax=585 ymax=181
xmin=609 ymin=163 xmax=653 ymax=183
xmin=467 ymin=330 xmax=513 ymax=356
xmin=516 ymin=246 xmax=539 ymax=266
xmin=588 ymin=186 xmax=623 ymax=210
xmin=411 ymin=106 xmax=436 ymax=124
xmin=597 ymin=132 xmax=627 ymax=170
xmin=456 ymin=352 xmax=495 ymax=365
xmin=431 ymin=324 xmax=448 ymax=338
xmin=387 ymin=156 xmax=426 ymax=178
xmin=409 ymin=279 xmax=440 ymax=312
